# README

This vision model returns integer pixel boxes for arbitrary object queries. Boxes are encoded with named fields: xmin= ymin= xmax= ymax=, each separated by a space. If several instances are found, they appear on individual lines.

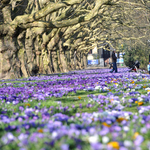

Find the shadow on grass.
xmin=49 ymin=90 xmax=106 ymax=103
xmin=68 ymin=90 xmax=103 ymax=96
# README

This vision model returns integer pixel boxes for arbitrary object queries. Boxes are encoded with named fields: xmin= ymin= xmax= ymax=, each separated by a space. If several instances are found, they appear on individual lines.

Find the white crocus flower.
xmin=103 ymin=87 xmax=109 ymax=91
xmin=124 ymin=140 xmax=133 ymax=147
xmin=52 ymin=131 xmax=58 ymax=139
xmin=138 ymin=97 xmax=143 ymax=102
xmin=115 ymin=104 xmax=124 ymax=110
xmin=92 ymin=112 xmax=99 ymax=118
xmin=88 ymin=98 xmax=93 ymax=103
xmin=123 ymin=126 xmax=129 ymax=132
xmin=145 ymin=87 xmax=150 ymax=91
xmin=112 ymin=100 xmax=120 ymax=105
xmin=99 ymin=87 xmax=102 ymax=92
xmin=139 ymin=110 xmax=144 ymax=114
xmin=95 ymin=86 xmax=101 ymax=90
xmin=102 ymin=136 xmax=109 ymax=144
xmin=121 ymin=97 xmax=126 ymax=103
xmin=88 ymin=134 xmax=99 ymax=144
xmin=124 ymin=113 xmax=130 ymax=120
xmin=115 ymin=83 xmax=118 ymax=87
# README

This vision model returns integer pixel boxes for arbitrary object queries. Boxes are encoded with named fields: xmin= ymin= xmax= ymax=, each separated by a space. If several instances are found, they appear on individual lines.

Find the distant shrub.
xmin=123 ymin=45 xmax=149 ymax=70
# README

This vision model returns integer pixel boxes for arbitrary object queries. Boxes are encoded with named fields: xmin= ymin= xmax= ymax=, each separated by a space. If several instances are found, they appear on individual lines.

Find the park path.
xmin=36 ymin=65 xmax=126 ymax=77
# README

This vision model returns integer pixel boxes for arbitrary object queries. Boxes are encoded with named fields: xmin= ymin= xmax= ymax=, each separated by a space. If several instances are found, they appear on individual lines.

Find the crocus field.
xmin=1 ymin=68 xmax=150 ymax=150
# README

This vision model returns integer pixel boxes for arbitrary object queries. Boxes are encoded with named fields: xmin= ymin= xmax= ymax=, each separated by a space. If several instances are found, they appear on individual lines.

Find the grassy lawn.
xmin=1 ymin=70 xmax=150 ymax=150
xmin=2 ymin=79 xmax=150 ymax=116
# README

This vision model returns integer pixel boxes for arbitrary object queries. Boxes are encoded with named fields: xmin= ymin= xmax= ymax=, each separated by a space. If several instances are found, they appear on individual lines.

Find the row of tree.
xmin=0 ymin=0 xmax=150 ymax=79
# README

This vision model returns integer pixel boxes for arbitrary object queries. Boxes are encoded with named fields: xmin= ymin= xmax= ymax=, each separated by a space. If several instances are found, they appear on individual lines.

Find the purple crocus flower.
xmin=134 ymin=135 xmax=144 ymax=146
xmin=61 ymin=144 xmax=69 ymax=150
xmin=19 ymin=106 xmax=24 ymax=111
xmin=79 ymin=103 xmax=82 ymax=109
xmin=90 ymin=143 xmax=103 ymax=150
xmin=99 ymin=127 xmax=109 ymax=136
xmin=1 ymin=132 xmax=15 ymax=144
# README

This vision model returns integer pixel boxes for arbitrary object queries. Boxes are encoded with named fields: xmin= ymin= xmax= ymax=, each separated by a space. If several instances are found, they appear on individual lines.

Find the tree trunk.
xmin=51 ymin=49 xmax=59 ymax=73
xmin=57 ymin=45 xmax=63 ymax=72
xmin=74 ymin=51 xmax=77 ymax=70
xmin=76 ymin=52 xmax=82 ymax=70
xmin=80 ymin=52 xmax=84 ymax=69
xmin=17 ymin=31 xmax=29 ymax=78
xmin=58 ymin=40 xmax=69 ymax=72
xmin=0 ymin=38 xmax=11 ymax=79
xmin=70 ymin=50 xmax=77 ymax=70
xmin=83 ymin=53 xmax=87 ymax=68
xmin=0 ymin=36 xmax=21 ymax=79
xmin=69 ymin=49 xmax=75 ymax=70
xmin=65 ymin=50 xmax=71 ymax=71
xmin=41 ymin=47 xmax=50 ymax=74
xmin=47 ymin=50 xmax=53 ymax=74
xmin=25 ymin=28 xmax=35 ymax=75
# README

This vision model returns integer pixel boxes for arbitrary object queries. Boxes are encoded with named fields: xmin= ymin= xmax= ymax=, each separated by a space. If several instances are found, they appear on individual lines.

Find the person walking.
xmin=110 ymin=50 xmax=118 ymax=73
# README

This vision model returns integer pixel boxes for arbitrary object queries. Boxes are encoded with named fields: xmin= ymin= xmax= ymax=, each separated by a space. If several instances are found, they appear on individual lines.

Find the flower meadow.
xmin=0 ymin=68 xmax=150 ymax=150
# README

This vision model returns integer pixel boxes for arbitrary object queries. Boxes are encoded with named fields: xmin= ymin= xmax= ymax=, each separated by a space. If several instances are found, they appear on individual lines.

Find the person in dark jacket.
xmin=110 ymin=50 xmax=118 ymax=73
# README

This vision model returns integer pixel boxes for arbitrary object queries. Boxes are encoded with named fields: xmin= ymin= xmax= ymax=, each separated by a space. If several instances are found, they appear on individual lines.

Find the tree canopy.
xmin=0 ymin=0 xmax=150 ymax=79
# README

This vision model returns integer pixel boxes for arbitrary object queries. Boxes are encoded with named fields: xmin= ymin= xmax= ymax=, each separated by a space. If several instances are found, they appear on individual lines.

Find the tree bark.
xmin=69 ymin=50 xmax=75 ymax=70
xmin=25 ymin=28 xmax=36 ymax=75
xmin=58 ymin=40 xmax=69 ymax=72
xmin=17 ymin=31 xmax=29 ymax=78
xmin=83 ymin=53 xmax=87 ymax=68
xmin=51 ymin=49 xmax=59 ymax=73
